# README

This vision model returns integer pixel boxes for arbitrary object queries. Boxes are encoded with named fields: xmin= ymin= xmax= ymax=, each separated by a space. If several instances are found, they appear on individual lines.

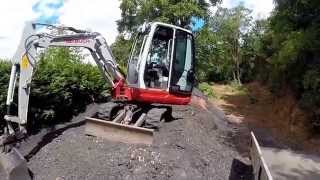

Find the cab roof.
xmin=151 ymin=22 xmax=193 ymax=34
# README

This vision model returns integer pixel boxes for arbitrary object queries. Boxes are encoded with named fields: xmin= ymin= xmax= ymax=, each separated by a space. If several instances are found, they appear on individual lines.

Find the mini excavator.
xmin=0 ymin=21 xmax=195 ymax=179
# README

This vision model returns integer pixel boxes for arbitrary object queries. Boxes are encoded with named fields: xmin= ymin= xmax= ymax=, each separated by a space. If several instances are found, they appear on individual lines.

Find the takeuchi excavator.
xmin=0 ymin=22 xmax=195 ymax=179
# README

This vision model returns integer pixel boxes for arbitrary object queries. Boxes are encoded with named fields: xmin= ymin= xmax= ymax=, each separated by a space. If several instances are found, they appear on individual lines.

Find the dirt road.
xmin=211 ymin=82 xmax=320 ymax=154
xmin=15 ymin=97 xmax=247 ymax=180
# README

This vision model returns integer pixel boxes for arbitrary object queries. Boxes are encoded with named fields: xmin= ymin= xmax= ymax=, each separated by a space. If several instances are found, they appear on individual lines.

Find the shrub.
xmin=0 ymin=48 xmax=108 ymax=133
xmin=29 ymin=48 xmax=108 ymax=130
xmin=0 ymin=60 xmax=11 ymax=132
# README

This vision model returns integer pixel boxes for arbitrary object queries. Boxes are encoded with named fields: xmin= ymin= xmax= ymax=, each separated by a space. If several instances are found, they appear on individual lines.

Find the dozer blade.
xmin=0 ymin=148 xmax=31 ymax=180
xmin=85 ymin=117 xmax=154 ymax=145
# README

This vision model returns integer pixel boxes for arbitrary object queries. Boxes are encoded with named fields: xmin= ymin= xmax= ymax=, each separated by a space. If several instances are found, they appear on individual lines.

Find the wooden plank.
xmin=85 ymin=117 xmax=154 ymax=145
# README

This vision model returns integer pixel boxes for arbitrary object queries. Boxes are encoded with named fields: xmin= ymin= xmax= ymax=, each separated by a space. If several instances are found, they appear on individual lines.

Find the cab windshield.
xmin=129 ymin=34 xmax=146 ymax=64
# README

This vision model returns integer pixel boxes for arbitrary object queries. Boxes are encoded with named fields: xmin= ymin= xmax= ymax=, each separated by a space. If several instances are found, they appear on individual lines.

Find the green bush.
xmin=29 ymin=48 xmax=108 ymax=130
xmin=0 ymin=48 xmax=108 ymax=133
xmin=0 ymin=60 xmax=11 ymax=132
xmin=198 ymin=82 xmax=215 ymax=98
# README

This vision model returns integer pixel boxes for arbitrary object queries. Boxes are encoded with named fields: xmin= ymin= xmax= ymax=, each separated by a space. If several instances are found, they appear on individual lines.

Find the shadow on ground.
xmin=25 ymin=120 xmax=86 ymax=161
xmin=228 ymin=158 xmax=253 ymax=180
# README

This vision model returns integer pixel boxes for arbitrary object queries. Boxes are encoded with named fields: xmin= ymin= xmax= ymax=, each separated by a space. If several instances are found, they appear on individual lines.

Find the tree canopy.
xmin=117 ymin=0 xmax=220 ymax=33
xmin=196 ymin=4 xmax=253 ymax=83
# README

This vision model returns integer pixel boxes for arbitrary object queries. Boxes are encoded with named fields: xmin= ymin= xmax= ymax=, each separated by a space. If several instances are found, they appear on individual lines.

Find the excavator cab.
xmin=127 ymin=22 xmax=195 ymax=104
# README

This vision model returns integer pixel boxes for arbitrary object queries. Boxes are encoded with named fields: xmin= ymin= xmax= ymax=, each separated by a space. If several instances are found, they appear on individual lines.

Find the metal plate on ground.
xmin=85 ymin=117 xmax=154 ymax=145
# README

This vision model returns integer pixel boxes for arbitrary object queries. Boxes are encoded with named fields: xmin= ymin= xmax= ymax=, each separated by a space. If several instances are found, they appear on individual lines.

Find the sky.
xmin=221 ymin=0 xmax=274 ymax=19
xmin=0 ymin=0 xmax=274 ymax=59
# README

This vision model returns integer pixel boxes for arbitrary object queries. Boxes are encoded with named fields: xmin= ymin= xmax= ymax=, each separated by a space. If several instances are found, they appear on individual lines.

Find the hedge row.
xmin=0 ymin=48 xmax=108 ymax=133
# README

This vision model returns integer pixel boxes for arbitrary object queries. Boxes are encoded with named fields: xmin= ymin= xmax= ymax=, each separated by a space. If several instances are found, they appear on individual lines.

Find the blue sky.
xmin=191 ymin=17 xmax=205 ymax=31
xmin=0 ymin=0 xmax=274 ymax=59
xmin=32 ymin=0 xmax=64 ymax=24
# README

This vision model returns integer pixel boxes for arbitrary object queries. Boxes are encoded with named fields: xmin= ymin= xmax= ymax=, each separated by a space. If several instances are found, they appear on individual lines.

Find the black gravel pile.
xmin=21 ymin=102 xmax=242 ymax=180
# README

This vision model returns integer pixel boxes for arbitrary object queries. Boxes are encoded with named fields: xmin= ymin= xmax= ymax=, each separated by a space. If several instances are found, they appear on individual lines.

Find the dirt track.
xmin=12 ymin=95 xmax=251 ymax=180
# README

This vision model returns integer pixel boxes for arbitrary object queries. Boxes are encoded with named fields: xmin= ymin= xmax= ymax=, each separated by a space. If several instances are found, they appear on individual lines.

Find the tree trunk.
xmin=233 ymin=31 xmax=241 ymax=85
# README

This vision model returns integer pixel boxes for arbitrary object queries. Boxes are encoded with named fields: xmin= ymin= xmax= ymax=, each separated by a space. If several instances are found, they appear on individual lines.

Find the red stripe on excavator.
xmin=130 ymin=88 xmax=191 ymax=105
xmin=111 ymin=79 xmax=191 ymax=105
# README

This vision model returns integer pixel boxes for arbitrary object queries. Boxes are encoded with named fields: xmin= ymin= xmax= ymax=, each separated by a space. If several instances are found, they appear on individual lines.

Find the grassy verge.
xmin=198 ymin=81 xmax=249 ymax=100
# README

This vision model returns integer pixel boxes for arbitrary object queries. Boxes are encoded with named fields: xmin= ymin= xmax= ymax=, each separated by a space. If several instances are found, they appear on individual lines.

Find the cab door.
xmin=169 ymin=29 xmax=195 ymax=94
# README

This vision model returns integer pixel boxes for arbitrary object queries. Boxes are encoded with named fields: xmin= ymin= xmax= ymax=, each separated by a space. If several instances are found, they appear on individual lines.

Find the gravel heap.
xmin=24 ymin=101 xmax=240 ymax=180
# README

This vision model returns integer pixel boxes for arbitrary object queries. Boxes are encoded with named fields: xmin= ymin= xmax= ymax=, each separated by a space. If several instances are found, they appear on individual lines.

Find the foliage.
xmin=196 ymin=4 xmax=253 ymax=83
xmin=0 ymin=60 xmax=11 ymax=131
xmin=29 ymin=48 xmax=107 ymax=128
xmin=240 ymin=19 xmax=269 ymax=82
xmin=198 ymin=82 xmax=215 ymax=98
xmin=117 ymin=0 xmax=220 ymax=33
xmin=0 ymin=48 xmax=107 ymax=132
xmin=229 ymin=80 xmax=249 ymax=95
xmin=111 ymin=35 xmax=133 ymax=71
xmin=260 ymin=0 xmax=320 ymax=126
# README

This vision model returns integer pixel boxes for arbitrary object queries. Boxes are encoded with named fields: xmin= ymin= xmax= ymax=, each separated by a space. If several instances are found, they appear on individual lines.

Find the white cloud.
xmin=58 ymin=0 xmax=121 ymax=64
xmin=221 ymin=0 xmax=274 ymax=19
xmin=245 ymin=0 xmax=274 ymax=19
xmin=0 ymin=0 xmax=38 ymax=59
xmin=221 ymin=0 xmax=233 ymax=8
xmin=58 ymin=0 xmax=121 ymax=45
xmin=0 ymin=0 xmax=121 ymax=59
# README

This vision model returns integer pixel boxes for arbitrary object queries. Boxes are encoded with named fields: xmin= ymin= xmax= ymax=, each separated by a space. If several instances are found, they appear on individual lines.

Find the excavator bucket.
xmin=85 ymin=117 xmax=154 ymax=145
xmin=0 ymin=148 xmax=31 ymax=180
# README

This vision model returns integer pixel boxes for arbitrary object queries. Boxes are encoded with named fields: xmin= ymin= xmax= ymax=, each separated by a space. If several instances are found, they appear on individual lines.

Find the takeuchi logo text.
xmin=65 ymin=39 xmax=91 ymax=43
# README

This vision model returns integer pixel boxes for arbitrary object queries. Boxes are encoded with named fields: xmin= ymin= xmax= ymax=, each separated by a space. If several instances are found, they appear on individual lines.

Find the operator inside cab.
xmin=127 ymin=22 xmax=194 ymax=93
xmin=144 ymin=26 xmax=172 ymax=89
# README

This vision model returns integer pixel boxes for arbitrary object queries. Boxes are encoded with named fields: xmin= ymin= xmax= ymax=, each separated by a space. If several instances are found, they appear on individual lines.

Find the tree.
xmin=241 ymin=19 xmax=269 ymax=82
xmin=111 ymin=35 xmax=133 ymax=71
xmin=117 ymin=0 xmax=220 ymax=33
xmin=196 ymin=4 xmax=252 ymax=83
xmin=260 ymin=0 xmax=320 ymax=126
xmin=0 ymin=60 xmax=11 ymax=132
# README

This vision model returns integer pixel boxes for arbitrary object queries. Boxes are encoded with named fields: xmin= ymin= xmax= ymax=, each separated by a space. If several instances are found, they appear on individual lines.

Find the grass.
xmin=198 ymin=82 xmax=216 ymax=98
xmin=198 ymin=81 xmax=249 ymax=100
xmin=229 ymin=81 xmax=249 ymax=96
